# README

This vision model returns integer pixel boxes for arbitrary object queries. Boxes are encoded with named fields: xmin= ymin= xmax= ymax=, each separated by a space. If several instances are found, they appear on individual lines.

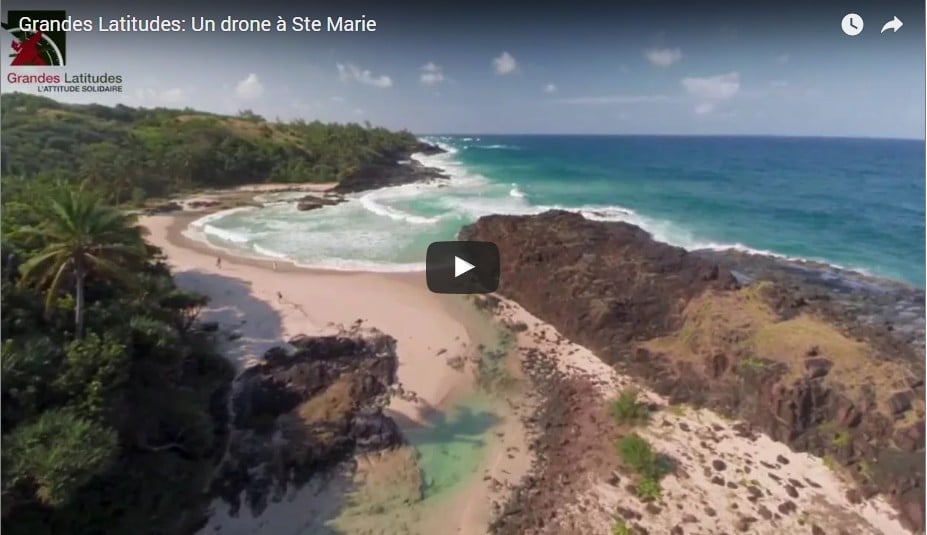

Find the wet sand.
xmin=140 ymin=210 xmax=533 ymax=534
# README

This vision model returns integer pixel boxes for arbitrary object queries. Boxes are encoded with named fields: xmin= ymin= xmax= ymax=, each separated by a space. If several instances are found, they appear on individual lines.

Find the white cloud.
xmin=337 ymin=63 xmax=392 ymax=88
xmin=776 ymin=54 xmax=790 ymax=65
xmin=644 ymin=48 xmax=683 ymax=67
xmin=770 ymin=80 xmax=789 ymax=88
xmin=420 ymin=62 xmax=446 ymax=86
xmin=557 ymin=94 xmax=670 ymax=105
xmin=543 ymin=83 xmax=557 ymax=94
xmin=682 ymin=72 xmax=740 ymax=113
xmin=493 ymin=51 xmax=517 ymax=75
xmin=133 ymin=87 xmax=188 ymax=105
xmin=354 ymin=108 xmax=364 ymax=115
xmin=235 ymin=73 xmax=264 ymax=100
xmin=330 ymin=95 xmax=345 ymax=102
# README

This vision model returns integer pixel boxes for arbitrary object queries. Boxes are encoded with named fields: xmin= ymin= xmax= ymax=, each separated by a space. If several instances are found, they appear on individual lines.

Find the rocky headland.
xmin=333 ymin=157 xmax=449 ymax=194
xmin=461 ymin=209 xmax=926 ymax=532
xmin=208 ymin=326 xmax=404 ymax=518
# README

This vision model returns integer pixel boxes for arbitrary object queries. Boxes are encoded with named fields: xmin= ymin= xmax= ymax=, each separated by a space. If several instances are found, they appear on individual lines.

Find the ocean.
xmin=192 ymin=135 xmax=926 ymax=287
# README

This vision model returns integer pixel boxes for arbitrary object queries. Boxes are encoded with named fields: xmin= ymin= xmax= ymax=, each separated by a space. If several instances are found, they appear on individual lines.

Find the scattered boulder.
xmin=211 ymin=327 xmax=401 ymax=517
xmin=295 ymin=193 xmax=345 ymax=211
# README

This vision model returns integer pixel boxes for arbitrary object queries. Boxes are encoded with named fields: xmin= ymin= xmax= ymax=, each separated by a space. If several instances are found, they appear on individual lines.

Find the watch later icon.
xmin=842 ymin=13 xmax=864 ymax=36
xmin=881 ymin=16 xmax=903 ymax=34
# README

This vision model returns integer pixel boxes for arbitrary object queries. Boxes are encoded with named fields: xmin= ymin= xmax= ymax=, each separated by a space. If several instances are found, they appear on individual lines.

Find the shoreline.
xmin=140 ymin=208 xmax=533 ymax=534
xmin=142 ymin=187 xmax=921 ymax=534
xmin=174 ymin=178 xmax=923 ymax=291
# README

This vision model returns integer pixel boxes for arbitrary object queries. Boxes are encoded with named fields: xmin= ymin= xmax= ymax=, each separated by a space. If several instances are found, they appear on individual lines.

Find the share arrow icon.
xmin=881 ymin=16 xmax=903 ymax=34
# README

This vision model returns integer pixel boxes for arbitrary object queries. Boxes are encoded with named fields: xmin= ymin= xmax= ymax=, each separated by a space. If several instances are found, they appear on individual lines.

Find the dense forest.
xmin=1 ymin=92 xmax=420 ymax=203
xmin=1 ymin=177 xmax=234 ymax=533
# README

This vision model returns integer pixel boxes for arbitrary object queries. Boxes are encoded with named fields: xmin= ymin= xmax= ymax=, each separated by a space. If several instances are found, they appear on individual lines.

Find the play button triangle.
xmin=454 ymin=256 xmax=475 ymax=278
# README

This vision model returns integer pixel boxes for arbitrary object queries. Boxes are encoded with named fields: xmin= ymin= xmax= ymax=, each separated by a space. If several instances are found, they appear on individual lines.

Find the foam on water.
xmin=186 ymin=135 xmax=921 ymax=282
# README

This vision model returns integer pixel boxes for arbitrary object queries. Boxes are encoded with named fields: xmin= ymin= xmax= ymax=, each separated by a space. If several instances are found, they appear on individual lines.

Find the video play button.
xmin=426 ymin=241 xmax=500 ymax=294
xmin=455 ymin=256 xmax=475 ymax=278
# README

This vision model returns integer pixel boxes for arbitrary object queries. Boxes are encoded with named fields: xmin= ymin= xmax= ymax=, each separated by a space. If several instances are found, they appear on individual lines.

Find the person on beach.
xmin=277 ymin=291 xmax=283 ymax=302
xmin=272 ymin=261 xmax=278 ymax=271
xmin=216 ymin=257 xmax=222 ymax=269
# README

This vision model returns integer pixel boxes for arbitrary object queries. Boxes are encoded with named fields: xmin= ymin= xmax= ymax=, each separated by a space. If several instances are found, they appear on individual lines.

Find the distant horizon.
xmin=420 ymin=132 xmax=927 ymax=142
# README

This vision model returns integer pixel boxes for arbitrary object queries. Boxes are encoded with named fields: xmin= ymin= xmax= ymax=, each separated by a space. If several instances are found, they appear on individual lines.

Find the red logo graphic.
xmin=10 ymin=30 xmax=46 ymax=66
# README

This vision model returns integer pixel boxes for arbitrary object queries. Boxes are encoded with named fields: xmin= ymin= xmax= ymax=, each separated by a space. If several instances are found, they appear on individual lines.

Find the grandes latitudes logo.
xmin=3 ymin=9 xmax=123 ymax=94
xmin=2 ymin=10 xmax=66 ymax=66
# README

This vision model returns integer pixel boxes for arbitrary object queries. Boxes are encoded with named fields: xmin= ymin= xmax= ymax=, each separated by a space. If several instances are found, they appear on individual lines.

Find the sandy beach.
xmin=140 ymin=209 xmax=532 ymax=534
xmin=143 ymin=211 xmax=474 ymax=422
xmin=141 ymin=204 xmax=910 ymax=535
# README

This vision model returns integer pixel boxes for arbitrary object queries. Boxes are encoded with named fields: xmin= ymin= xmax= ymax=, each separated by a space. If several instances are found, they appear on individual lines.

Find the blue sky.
xmin=2 ymin=0 xmax=925 ymax=138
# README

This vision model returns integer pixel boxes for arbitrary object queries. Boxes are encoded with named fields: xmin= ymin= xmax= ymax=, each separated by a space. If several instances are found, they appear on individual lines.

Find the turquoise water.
xmin=194 ymin=135 xmax=925 ymax=286
xmin=403 ymin=393 xmax=499 ymax=500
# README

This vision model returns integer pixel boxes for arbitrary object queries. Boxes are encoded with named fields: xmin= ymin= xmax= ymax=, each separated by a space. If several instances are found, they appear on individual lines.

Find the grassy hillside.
xmin=0 ymin=93 xmax=419 ymax=203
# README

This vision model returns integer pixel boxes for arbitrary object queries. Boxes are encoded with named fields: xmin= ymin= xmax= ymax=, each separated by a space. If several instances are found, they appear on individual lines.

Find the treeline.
xmin=0 ymin=180 xmax=234 ymax=533
xmin=1 ymin=93 xmax=419 ymax=203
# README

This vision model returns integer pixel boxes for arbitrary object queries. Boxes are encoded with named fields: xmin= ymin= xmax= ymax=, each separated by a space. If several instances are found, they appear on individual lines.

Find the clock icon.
xmin=842 ymin=13 xmax=864 ymax=36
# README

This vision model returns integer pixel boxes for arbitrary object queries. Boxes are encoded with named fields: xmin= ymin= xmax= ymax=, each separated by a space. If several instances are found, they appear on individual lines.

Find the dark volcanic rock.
xmin=295 ymin=193 xmax=345 ymax=211
xmin=145 ymin=201 xmax=183 ymax=214
xmin=414 ymin=141 xmax=445 ymax=155
xmin=211 ymin=328 xmax=401 ymax=517
xmin=459 ymin=210 xmax=737 ymax=364
xmin=462 ymin=210 xmax=926 ymax=533
xmin=333 ymin=143 xmax=448 ymax=193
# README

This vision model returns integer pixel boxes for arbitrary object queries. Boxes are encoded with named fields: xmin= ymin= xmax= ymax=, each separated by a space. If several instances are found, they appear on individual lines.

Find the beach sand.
xmin=143 ymin=212 xmax=472 ymax=421
xmin=140 ymin=211 xmax=532 ymax=534
xmin=141 ymin=204 xmax=905 ymax=535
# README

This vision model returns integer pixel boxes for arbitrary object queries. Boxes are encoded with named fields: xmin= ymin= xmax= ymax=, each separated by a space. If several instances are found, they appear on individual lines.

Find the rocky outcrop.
xmin=144 ymin=201 xmax=182 ymax=214
xmin=295 ymin=193 xmax=346 ymax=211
xmin=209 ymin=327 xmax=402 ymax=517
xmin=333 ymin=144 xmax=448 ymax=194
xmin=461 ymin=210 xmax=926 ymax=532
xmin=414 ymin=141 xmax=445 ymax=155
xmin=460 ymin=210 xmax=739 ymax=356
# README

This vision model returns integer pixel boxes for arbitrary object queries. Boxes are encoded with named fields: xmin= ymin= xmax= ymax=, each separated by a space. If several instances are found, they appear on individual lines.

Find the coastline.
xmin=487 ymin=296 xmax=909 ymax=534
xmin=141 ymin=173 xmax=922 ymax=534
xmin=139 ymin=207 xmax=533 ymax=534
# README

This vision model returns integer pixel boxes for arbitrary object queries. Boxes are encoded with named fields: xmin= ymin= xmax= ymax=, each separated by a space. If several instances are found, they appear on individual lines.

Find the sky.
xmin=2 ymin=0 xmax=925 ymax=138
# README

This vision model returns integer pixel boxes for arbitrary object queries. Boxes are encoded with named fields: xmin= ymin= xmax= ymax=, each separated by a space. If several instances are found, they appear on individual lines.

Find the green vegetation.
xmin=635 ymin=476 xmax=662 ymax=500
xmin=1 ymin=93 xmax=420 ymax=204
xmin=616 ymin=433 xmax=672 ymax=501
xmin=832 ymin=429 xmax=851 ymax=448
xmin=609 ymin=388 xmax=650 ymax=426
xmin=1 ymin=181 xmax=234 ymax=533
xmin=611 ymin=518 xmax=632 ymax=535
xmin=738 ymin=356 xmax=768 ymax=371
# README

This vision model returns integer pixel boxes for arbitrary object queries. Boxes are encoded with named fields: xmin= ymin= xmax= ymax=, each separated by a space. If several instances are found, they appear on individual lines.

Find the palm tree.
xmin=14 ymin=184 xmax=148 ymax=338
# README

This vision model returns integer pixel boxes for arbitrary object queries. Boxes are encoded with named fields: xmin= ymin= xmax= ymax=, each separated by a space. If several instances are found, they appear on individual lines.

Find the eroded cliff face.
xmin=460 ymin=210 xmax=926 ymax=532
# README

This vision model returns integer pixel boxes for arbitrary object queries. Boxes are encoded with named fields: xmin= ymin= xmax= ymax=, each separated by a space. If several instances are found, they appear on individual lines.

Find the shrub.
xmin=609 ymin=389 xmax=650 ymax=426
xmin=616 ymin=433 xmax=674 ymax=499
xmin=617 ymin=433 xmax=656 ymax=474
xmin=636 ymin=476 xmax=662 ymax=500
xmin=611 ymin=519 xmax=631 ymax=535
